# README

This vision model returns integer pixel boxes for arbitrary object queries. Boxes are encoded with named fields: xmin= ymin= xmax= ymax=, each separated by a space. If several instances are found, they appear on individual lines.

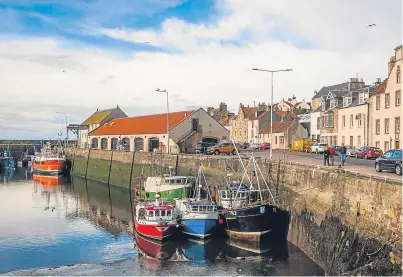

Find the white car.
xmin=249 ymin=142 xmax=260 ymax=149
xmin=310 ymin=143 xmax=328 ymax=154
xmin=346 ymin=146 xmax=358 ymax=157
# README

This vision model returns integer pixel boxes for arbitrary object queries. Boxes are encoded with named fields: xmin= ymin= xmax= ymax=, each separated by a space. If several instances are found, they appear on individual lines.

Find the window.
xmin=376 ymin=96 xmax=381 ymax=110
xmin=244 ymin=131 xmax=246 ymax=137
xmin=397 ymin=65 xmax=401 ymax=83
xmin=392 ymin=150 xmax=402 ymax=159
xmin=317 ymin=117 xmax=321 ymax=129
xmin=396 ymin=117 xmax=401 ymax=134
xmin=342 ymin=115 xmax=346 ymax=128
xmin=148 ymin=211 xmax=153 ymax=217
xmin=376 ymin=119 xmax=380 ymax=135
xmin=396 ymin=90 xmax=401 ymax=106
xmin=350 ymin=114 xmax=354 ymax=128
xmin=160 ymin=210 xmax=166 ymax=217
xmin=330 ymin=99 xmax=338 ymax=108
xmin=385 ymin=118 xmax=389 ymax=134
xmin=357 ymin=136 xmax=361 ymax=147
xmin=342 ymin=136 xmax=345 ymax=144
xmin=328 ymin=113 xmax=334 ymax=128
xmin=167 ymin=210 xmax=172 ymax=217
xmin=358 ymin=114 xmax=362 ymax=127
xmin=280 ymin=136 xmax=285 ymax=144
xmin=383 ymin=150 xmax=394 ymax=159
xmin=343 ymin=95 xmax=352 ymax=107
xmin=275 ymin=136 xmax=278 ymax=144
xmin=375 ymin=141 xmax=380 ymax=148
xmin=349 ymin=136 xmax=353 ymax=146
xmin=321 ymin=101 xmax=326 ymax=111
xmin=312 ymin=135 xmax=317 ymax=141
xmin=333 ymin=136 xmax=338 ymax=146
xmin=384 ymin=141 xmax=389 ymax=152
xmin=385 ymin=93 xmax=390 ymax=108
xmin=358 ymin=93 xmax=369 ymax=104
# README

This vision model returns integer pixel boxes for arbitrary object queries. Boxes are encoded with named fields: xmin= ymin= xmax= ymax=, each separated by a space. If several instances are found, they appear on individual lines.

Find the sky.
xmin=0 ymin=0 xmax=401 ymax=139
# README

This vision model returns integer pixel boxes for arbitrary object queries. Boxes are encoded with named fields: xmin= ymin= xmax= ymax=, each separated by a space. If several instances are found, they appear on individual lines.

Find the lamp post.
xmin=252 ymin=68 xmax=293 ymax=160
xmin=56 ymin=112 xmax=68 ymax=147
xmin=156 ymin=89 xmax=170 ymax=154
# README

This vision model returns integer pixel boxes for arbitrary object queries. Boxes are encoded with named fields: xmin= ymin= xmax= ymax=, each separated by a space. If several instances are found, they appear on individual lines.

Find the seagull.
xmin=367 ymin=24 xmax=376 ymax=27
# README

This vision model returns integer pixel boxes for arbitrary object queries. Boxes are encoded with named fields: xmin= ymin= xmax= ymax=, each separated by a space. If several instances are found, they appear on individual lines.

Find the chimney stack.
xmin=388 ymin=56 xmax=396 ymax=76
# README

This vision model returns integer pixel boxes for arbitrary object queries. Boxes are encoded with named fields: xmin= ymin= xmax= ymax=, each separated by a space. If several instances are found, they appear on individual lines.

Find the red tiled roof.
xmin=275 ymin=111 xmax=296 ymax=119
xmin=259 ymin=120 xmax=294 ymax=134
xmin=371 ymin=79 xmax=388 ymax=96
xmin=89 ymin=110 xmax=195 ymax=136
xmin=242 ymin=107 xmax=259 ymax=119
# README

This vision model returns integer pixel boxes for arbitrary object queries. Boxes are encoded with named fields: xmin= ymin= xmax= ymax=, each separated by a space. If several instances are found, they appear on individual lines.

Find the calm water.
xmin=0 ymin=167 xmax=324 ymax=275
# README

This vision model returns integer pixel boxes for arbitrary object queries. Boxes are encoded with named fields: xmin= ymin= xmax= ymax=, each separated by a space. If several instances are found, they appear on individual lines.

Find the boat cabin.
xmin=163 ymin=176 xmax=195 ymax=186
xmin=185 ymin=201 xmax=218 ymax=213
xmin=218 ymin=183 xmax=252 ymax=209
xmin=137 ymin=204 xmax=174 ymax=222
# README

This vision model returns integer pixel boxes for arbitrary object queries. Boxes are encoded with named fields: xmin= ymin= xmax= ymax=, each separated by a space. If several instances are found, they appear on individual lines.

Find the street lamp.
xmin=252 ymin=68 xmax=293 ymax=160
xmin=156 ymin=88 xmax=170 ymax=154
xmin=56 ymin=112 xmax=68 ymax=147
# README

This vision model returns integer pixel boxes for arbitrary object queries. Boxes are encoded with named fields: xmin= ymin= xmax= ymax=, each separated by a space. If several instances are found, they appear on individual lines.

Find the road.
xmin=213 ymin=149 xmax=402 ymax=183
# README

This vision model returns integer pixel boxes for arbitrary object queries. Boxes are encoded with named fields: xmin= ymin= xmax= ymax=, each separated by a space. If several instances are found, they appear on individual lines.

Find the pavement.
xmin=213 ymin=149 xmax=402 ymax=184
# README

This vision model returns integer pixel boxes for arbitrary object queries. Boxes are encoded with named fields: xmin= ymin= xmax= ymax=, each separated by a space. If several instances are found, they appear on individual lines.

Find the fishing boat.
xmin=142 ymin=170 xmax=196 ymax=202
xmin=134 ymin=193 xmax=178 ymax=240
xmin=175 ymin=164 xmax=220 ymax=239
xmin=218 ymin=141 xmax=291 ymax=242
xmin=135 ymin=232 xmax=177 ymax=260
xmin=32 ymin=141 xmax=66 ymax=175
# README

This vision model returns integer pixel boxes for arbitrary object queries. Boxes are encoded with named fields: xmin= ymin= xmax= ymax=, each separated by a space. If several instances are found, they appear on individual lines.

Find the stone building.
xmin=88 ymin=108 xmax=229 ymax=154
xmin=368 ymin=45 xmax=402 ymax=151
xmin=78 ymin=106 xmax=127 ymax=148
xmin=259 ymin=120 xmax=308 ymax=149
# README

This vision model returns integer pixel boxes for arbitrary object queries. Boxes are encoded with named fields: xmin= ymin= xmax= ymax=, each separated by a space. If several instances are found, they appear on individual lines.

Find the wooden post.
xmin=276 ymin=160 xmax=280 ymax=199
xmin=174 ymin=154 xmax=179 ymax=176
xmin=71 ymin=144 xmax=77 ymax=173
xmin=129 ymin=150 xmax=135 ymax=191
xmin=84 ymin=148 xmax=91 ymax=178
xmin=107 ymin=150 xmax=114 ymax=185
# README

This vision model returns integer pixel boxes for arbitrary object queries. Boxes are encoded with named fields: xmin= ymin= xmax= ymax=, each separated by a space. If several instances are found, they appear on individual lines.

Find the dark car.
xmin=355 ymin=146 xmax=383 ymax=159
xmin=375 ymin=149 xmax=402 ymax=175
xmin=195 ymin=142 xmax=216 ymax=154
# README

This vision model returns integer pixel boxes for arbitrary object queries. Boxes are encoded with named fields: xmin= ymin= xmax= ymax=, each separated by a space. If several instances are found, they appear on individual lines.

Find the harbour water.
xmin=0 ymin=167 xmax=324 ymax=276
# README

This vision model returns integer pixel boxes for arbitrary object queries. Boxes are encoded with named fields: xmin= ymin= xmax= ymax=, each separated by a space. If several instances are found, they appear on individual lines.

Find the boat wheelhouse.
xmin=134 ymin=195 xmax=178 ymax=240
xmin=142 ymin=175 xmax=196 ymax=202
xmin=218 ymin=182 xmax=252 ymax=209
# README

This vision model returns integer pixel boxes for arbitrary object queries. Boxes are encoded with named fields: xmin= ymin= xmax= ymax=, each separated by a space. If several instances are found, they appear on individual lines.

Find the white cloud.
xmin=0 ymin=0 xmax=401 ymax=139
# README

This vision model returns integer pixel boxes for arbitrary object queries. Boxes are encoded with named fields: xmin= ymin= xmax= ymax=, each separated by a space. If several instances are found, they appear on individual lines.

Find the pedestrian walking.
xmin=339 ymin=143 xmax=347 ymax=166
xmin=323 ymin=147 xmax=330 ymax=166
xmin=329 ymin=146 xmax=335 ymax=165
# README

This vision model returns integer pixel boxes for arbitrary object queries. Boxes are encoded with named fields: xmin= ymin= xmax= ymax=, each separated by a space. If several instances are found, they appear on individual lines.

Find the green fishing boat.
xmin=142 ymin=175 xmax=196 ymax=202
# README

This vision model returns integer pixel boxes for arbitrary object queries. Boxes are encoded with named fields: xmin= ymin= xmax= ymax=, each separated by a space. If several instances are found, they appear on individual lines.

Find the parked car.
xmin=355 ymin=146 xmax=383 ymax=159
xmin=249 ymin=142 xmax=260 ymax=150
xmin=375 ymin=149 xmax=402 ymax=175
xmin=195 ymin=142 xmax=216 ymax=154
xmin=242 ymin=142 xmax=250 ymax=149
xmin=259 ymin=142 xmax=270 ymax=150
xmin=346 ymin=146 xmax=358 ymax=157
xmin=333 ymin=145 xmax=341 ymax=155
xmin=206 ymin=142 xmax=240 ymax=155
xmin=310 ymin=143 xmax=328 ymax=154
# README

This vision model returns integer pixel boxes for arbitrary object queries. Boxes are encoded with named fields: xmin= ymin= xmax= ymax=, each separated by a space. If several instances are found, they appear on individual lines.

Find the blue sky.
xmin=0 ymin=0 xmax=400 ymax=139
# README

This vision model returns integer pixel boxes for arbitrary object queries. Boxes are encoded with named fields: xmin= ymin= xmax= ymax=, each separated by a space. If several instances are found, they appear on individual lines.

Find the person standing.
xmin=329 ymin=146 xmax=335 ymax=166
xmin=323 ymin=147 xmax=330 ymax=166
xmin=339 ymin=143 xmax=347 ymax=166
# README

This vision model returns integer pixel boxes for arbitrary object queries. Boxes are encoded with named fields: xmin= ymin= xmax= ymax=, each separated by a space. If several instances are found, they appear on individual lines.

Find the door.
xmin=380 ymin=150 xmax=394 ymax=170
xmin=396 ymin=140 xmax=400 ymax=149
xmin=279 ymin=136 xmax=285 ymax=149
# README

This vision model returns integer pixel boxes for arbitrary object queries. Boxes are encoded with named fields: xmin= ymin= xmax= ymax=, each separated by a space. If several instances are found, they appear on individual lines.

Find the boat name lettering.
xmin=260 ymin=206 xmax=265 ymax=214
xmin=229 ymin=211 xmax=237 ymax=216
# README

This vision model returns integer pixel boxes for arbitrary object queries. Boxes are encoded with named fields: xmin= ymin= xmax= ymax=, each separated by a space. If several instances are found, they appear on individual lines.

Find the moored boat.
xmin=134 ymin=194 xmax=178 ymax=240
xmin=219 ymin=141 xmax=290 ymax=242
xmin=175 ymin=164 xmax=219 ymax=239
xmin=32 ymin=141 xmax=66 ymax=175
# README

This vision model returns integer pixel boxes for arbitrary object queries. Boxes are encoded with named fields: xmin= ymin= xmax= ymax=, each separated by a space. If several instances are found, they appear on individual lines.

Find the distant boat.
xmin=32 ymin=141 xmax=67 ymax=175
xmin=134 ymin=193 xmax=178 ymax=240
xmin=175 ymin=163 xmax=220 ymax=239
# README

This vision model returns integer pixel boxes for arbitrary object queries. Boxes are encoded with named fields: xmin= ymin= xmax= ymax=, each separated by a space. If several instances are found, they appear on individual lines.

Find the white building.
xmin=310 ymin=110 xmax=321 ymax=142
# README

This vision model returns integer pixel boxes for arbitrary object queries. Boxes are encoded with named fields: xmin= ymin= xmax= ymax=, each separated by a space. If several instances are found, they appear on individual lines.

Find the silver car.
xmin=346 ymin=146 xmax=358 ymax=157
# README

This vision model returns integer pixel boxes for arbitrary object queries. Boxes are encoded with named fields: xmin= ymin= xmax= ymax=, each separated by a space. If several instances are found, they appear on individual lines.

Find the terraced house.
xmin=368 ymin=45 xmax=402 ymax=151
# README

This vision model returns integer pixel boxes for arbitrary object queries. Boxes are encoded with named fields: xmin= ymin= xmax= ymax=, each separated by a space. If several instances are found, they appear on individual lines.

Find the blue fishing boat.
xmin=175 ymin=164 xmax=220 ymax=239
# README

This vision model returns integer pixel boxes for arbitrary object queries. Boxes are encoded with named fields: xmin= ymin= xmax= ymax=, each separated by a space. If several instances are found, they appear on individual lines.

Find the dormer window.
xmin=321 ymin=101 xmax=326 ymax=111
xmin=330 ymin=98 xmax=338 ymax=109
xmin=358 ymin=92 xmax=369 ymax=104
xmin=343 ymin=94 xmax=352 ymax=107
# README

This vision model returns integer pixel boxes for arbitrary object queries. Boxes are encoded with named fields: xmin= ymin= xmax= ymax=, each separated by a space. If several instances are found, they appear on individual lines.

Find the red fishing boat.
xmin=32 ymin=141 xmax=66 ymax=175
xmin=134 ymin=194 xmax=178 ymax=240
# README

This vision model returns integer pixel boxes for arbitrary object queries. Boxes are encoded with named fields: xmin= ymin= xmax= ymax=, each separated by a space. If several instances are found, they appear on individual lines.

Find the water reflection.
xmin=0 ymin=171 xmax=324 ymax=275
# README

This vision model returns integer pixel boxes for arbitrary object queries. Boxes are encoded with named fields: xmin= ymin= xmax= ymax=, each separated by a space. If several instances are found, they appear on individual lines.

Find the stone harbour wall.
xmin=67 ymin=148 xmax=402 ymax=275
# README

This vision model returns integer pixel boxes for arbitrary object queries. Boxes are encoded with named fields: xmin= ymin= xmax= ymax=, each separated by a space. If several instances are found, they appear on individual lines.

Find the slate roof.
xmin=259 ymin=120 xmax=294 ymax=134
xmin=313 ymin=82 xmax=348 ymax=99
xmin=89 ymin=110 xmax=195 ymax=136
xmin=81 ymin=108 xmax=116 ymax=125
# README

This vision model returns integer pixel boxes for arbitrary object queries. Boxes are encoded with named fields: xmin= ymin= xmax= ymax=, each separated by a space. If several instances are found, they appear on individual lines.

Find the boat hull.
xmin=32 ymin=160 xmax=66 ymax=175
xmin=222 ymin=204 xmax=290 ymax=242
xmin=135 ymin=232 xmax=176 ymax=260
xmin=181 ymin=218 xmax=217 ymax=239
xmin=135 ymin=218 xmax=176 ymax=240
